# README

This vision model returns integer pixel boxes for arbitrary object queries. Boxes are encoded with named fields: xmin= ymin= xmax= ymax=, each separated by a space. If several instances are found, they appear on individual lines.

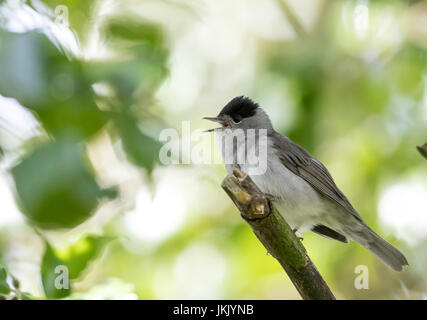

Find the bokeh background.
xmin=0 ymin=0 xmax=427 ymax=300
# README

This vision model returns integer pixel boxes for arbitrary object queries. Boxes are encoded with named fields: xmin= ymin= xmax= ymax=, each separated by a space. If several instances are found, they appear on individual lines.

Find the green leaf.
xmin=114 ymin=115 xmax=162 ymax=173
xmin=0 ymin=267 xmax=11 ymax=295
xmin=0 ymin=30 xmax=48 ymax=107
xmin=41 ymin=242 xmax=71 ymax=299
xmin=11 ymin=136 xmax=116 ymax=229
xmin=86 ymin=20 xmax=168 ymax=106
xmin=0 ymin=30 xmax=109 ymax=139
xmin=32 ymin=0 xmax=94 ymax=44
xmin=106 ymin=18 xmax=164 ymax=46
xmin=58 ymin=236 xmax=112 ymax=279
xmin=41 ymin=236 xmax=110 ymax=299
xmin=20 ymin=292 xmax=36 ymax=300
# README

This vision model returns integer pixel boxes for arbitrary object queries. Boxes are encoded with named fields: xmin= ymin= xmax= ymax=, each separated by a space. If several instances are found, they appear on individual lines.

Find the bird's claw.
xmin=292 ymin=228 xmax=304 ymax=241
xmin=265 ymin=193 xmax=277 ymax=202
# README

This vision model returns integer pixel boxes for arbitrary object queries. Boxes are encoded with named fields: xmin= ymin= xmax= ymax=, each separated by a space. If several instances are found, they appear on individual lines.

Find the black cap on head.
xmin=218 ymin=96 xmax=259 ymax=123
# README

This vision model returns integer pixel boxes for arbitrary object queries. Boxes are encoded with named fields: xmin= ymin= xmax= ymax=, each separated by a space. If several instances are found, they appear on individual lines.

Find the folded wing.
xmin=272 ymin=133 xmax=362 ymax=222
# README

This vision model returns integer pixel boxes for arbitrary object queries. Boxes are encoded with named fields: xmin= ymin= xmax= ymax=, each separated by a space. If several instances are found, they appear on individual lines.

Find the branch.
xmin=276 ymin=0 xmax=307 ymax=37
xmin=417 ymin=143 xmax=427 ymax=160
xmin=222 ymin=169 xmax=335 ymax=300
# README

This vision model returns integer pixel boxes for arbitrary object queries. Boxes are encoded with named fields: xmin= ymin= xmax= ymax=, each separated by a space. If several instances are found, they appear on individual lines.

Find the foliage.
xmin=0 ymin=0 xmax=169 ymax=298
xmin=41 ymin=235 xmax=110 ymax=298
xmin=0 ymin=267 xmax=10 ymax=296
xmin=0 ymin=0 xmax=426 ymax=300
xmin=11 ymin=137 xmax=115 ymax=228
xmin=0 ymin=2 xmax=168 ymax=231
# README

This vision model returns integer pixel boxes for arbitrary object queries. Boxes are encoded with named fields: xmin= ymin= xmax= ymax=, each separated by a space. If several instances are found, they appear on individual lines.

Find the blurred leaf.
xmin=390 ymin=45 xmax=427 ymax=98
xmin=87 ymin=19 xmax=168 ymax=105
xmin=0 ymin=267 xmax=31 ymax=300
xmin=11 ymin=136 xmax=115 ymax=229
xmin=0 ymin=267 xmax=11 ymax=295
xmin=41 ymin=242 xmax=71 ymax=299
xmin=41 ymin=235 xmax=110 ymax=299
xmin=114 ymin=114 xmax=162 ymax=173
xmin=34 ymin=0 xmax=94 ymax=44
xmin=0 ymin=30 xmax=48 ymax=106
xmin=106 ymin=19 xmax=164 ymax=46
xmin=0 ymin=30 xmax=109 ymax=138
xmin=93 ymin=57 xmax=167 ymax=106
xmin=58 ymin=235 xmax=112 ymax=279
xmin=20 ymin=292 xmax=36 ymax=300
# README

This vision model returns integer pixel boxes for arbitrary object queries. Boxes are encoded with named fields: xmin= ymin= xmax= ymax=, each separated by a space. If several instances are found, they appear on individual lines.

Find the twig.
xmin=276 ymin=0 xmax=307 ymax=37
xmin=222 ymin=169 xmax=335 ymax=300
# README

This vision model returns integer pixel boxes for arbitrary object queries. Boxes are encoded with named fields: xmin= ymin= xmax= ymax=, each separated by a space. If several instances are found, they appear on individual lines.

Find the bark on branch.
xmin=222 ymin=169 xmax=335 ymax=300
xmin=417 ymin=143 xmax=427 ymax=160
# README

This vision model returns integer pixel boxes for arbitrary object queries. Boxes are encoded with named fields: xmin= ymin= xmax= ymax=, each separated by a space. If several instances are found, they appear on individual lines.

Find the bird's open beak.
xmin=203 ymin=117 xmax=222 ymax=132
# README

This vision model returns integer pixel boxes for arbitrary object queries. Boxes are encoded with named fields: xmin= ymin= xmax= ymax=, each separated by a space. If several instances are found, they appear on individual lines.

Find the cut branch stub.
xmin=221 ymin=169 xmax=270 ymax=220
xmin=221 ymin=169 xmax=335 ymax=300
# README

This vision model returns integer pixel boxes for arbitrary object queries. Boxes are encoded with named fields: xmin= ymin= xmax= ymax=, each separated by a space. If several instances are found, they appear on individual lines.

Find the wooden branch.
xmin=417 ymin=143 xmax=427 ymax=160
xmin=222 ymin=169 xmax=335 ymax=300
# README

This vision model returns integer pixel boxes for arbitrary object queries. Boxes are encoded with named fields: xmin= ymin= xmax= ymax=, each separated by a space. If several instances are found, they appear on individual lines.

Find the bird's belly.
xmin=242 ymin=159 xmax=326 ymax=233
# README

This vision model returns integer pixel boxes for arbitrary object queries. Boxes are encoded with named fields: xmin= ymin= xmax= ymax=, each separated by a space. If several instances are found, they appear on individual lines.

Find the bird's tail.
xmin=349 ymin=225 xmax=408 ymax=272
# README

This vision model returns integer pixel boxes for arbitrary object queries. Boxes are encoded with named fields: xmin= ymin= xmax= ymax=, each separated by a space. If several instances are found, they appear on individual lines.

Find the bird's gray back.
xmin=270 ymin=132 xmax=362 ymax=221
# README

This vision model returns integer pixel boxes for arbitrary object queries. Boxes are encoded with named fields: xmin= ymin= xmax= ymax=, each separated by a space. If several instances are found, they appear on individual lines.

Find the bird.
xmin=204 ymin=96 xmax=408 ymax=271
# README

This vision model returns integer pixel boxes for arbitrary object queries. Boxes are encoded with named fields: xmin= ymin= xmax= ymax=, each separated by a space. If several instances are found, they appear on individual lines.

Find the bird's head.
xmin=203 ymin=96 xmax=272 ymax=132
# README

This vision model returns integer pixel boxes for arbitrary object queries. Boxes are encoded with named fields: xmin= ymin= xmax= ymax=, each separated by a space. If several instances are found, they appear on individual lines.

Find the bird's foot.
xmin=264 ymin=193 xmax=278 ymax=202
xmin=292 ymin=228 xmax=304 ymax=241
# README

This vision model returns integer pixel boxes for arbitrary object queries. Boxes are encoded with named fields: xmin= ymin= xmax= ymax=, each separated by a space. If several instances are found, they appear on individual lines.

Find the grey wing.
xmin=273 ymin=133 xmax=362 ymax=221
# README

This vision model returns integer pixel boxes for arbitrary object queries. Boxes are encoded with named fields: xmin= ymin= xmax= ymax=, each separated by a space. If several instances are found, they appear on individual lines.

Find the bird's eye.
xmin=232 ymin=117 xmax=242 ymax=124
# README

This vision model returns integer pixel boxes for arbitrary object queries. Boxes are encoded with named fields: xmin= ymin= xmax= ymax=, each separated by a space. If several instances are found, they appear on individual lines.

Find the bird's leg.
xmin=264 ymin=193 xmax=278 ymax=202
xmin=292 ymin=228 xmax=304 ymax=241
xmin=265 ymin=193 xmax=303 ymax=241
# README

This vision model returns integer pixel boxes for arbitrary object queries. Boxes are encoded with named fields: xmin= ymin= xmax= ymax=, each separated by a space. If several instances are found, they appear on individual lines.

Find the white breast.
xmin=221 ymin=135 xmax=327 ymax=232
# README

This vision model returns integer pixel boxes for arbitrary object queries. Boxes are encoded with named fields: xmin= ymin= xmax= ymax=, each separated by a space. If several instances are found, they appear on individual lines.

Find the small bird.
xmin=204 ymin=96 xmax=408 ymax=271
